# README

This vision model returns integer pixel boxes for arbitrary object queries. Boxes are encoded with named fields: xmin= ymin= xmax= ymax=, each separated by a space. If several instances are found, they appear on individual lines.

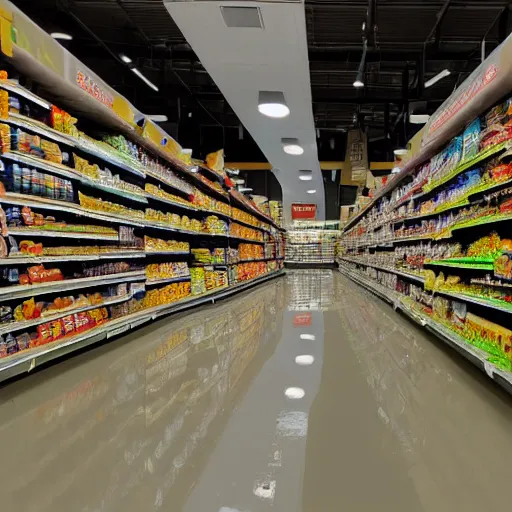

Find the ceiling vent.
xmin=221 ymin=6 xmax=263 ymax=28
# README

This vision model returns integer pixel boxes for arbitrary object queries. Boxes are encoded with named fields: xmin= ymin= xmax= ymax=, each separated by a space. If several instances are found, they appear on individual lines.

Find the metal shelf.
xmin=0 ymin=292 xmax=134 ymax=336
xmin=0 ymin=251 xmax=144 ymax=265
xmin=146 ymin=275 xmax=191 ymax=286
xmin=1 ymin=193 xmax=146 ymax=227
xmin=7 ymin=228 xmax=118 ymax=241
xmin=0 ymin=270 xmax=146 ymax=302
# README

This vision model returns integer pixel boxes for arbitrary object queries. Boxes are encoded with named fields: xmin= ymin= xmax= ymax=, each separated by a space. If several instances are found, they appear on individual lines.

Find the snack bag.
xmin=206 ymin=149 xmax=224 ymax=171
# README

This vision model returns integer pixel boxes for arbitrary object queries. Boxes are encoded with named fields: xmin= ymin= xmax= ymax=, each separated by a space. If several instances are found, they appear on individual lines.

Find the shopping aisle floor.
xmin=2 ymin=270 xmax=512 ymax=511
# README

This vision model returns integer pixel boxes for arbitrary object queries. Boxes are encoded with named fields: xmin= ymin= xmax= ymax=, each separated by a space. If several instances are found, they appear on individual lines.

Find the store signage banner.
xmin=342 ymin=130 xmax=369 ymax=185
xmin=291 ymin=203 xmax=316 ymax=220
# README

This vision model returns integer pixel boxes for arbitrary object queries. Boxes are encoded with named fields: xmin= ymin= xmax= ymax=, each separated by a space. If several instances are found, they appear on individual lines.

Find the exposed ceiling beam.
xmin=430 ymin=0 xmax=452 ymax=47
xmin=308 ymin=48 xmax=480 ymax=63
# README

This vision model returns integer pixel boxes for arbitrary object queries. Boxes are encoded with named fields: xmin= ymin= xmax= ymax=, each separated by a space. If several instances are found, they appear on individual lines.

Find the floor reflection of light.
xmin=300 ymin=334 xmax=316 ymax=340
xmin=295 ymin=355 xmax=314 ymax=366
xmin=285 ymin=387 xmax=305 ymax=399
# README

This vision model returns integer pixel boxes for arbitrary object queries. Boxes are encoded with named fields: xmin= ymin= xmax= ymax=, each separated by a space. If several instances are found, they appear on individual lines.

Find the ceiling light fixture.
xmin=131 ymin=68 xmax=159 ymax=92
xmin=410 ymin=114 xmax=430 ymax=124
xmin=258 ymin=91 xmax=290 ymax=118
xmin=307 ymin=189 xmax=316 ymax=194
xmin=353 ymin=37 xmax=367 ymax=88
xmin=238 ymin=187 xmax=253 ymax=193
xmin=51 ymin=32 xmax=73 ymax=41
xmin=119 ymin=54 xmax=132 ymax=64
xmin=425 ymin=69 xmax=451 ymax=88
xmin=393 ymin=149 xmax=408 ymax=157
xmin=282 ymin=138 xmax=304 ymax=155
xmin=300 ymin=334 xmax=316 ymax=340
xmin=298 ymin=170 xmax=313 ymax=181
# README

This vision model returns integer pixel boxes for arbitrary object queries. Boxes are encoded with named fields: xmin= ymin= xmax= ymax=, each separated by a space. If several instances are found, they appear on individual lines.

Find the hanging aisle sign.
xmin=291 ymin=203 xmax=316 ymax=220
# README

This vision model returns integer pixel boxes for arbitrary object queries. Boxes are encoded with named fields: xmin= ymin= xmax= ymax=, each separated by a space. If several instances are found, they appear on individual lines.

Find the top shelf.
xmin=342 ymin=34 xmax=512 ymax=234
xmin=0 ymin=48 xmax=285 ymax=233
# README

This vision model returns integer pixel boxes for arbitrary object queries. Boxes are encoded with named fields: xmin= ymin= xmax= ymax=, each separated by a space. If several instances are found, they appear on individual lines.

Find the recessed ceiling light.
xmin=119 ymin=54 xmax=132 ymax=64
xmin=299 ymin=170 xmax=313 ymax=181
xmin=51 ymin=32 xmax=73 ymax=41
xmin=307 ymin=189 xmax=316 ymax=194
xmin=393 ymin=149 xmax=408 ymax=156
xmin=295 ymin=355 xmax=314 ymax=366
xmin=353 ymin=79 xmax=364 ymax=88
xmin=284 ymin=387 xmax=305 ymax=399
xmin=300 ymin=334 xmax=316 ymax=340
xmin=282 ymin=138 xmax=304 ymax=155
xmin=258 ymin=91 xmax=290 ymax=118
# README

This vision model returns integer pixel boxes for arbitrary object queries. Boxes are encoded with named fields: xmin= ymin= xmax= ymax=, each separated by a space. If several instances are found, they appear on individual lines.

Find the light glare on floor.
xmin=285 ymin=387 xmax=305 ymax=399
xmin=295 ymin=355 xmax=314 ymax=365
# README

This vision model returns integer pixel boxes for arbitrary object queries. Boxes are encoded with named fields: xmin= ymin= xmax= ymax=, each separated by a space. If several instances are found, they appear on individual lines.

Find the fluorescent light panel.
xmin=425 ymin=69 xmax=451 ymax=88
xmin=410 ymin=114 xmax=430 ymax=124
xmin=147 ymin=114 xmax=168 ymax=122
xmin=131 ymin=68 xmax=159 ymax=92
xmin=51 ymin=32 xmax=72 ymax=40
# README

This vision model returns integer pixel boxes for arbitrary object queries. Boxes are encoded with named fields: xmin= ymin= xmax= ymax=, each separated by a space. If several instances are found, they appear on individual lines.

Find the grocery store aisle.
xmin=2 ymin=270 xmax=512 ymax=511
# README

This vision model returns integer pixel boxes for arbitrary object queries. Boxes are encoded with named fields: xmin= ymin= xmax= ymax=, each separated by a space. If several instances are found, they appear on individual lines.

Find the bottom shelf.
xmin=338 ymin=264 xmax=512 ymax=395
xmin=0 ymin=269 xmax=286 ymax=383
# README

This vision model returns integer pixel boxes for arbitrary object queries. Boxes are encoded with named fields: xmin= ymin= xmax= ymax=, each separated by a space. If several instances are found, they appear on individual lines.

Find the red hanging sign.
xmin=291 ymin=203 xmax=317 ymax=220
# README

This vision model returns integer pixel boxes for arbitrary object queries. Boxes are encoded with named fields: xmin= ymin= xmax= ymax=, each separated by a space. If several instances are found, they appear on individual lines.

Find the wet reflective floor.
xmin=2 ymin=269 xmax=512 ymax=511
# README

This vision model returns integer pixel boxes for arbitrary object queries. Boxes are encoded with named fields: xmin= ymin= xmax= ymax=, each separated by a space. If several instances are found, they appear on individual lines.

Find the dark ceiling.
xmin=9 ymin=0 xmax=512 ymax=162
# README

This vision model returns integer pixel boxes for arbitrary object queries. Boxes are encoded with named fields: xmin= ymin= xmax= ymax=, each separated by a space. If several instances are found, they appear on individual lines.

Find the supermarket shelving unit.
xmin=338 ymin=34 xmax=512 ymax=395
xmin=285 ymin=225 xmax=338 ymax=268
xmin=0 ymin=2 xmax=286 ymax=382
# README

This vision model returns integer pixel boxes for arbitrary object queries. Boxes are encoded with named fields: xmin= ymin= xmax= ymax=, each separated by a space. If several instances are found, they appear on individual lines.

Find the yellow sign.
xmin=142 ymin=119 xmax=182 ymax=158
xmin=0 ymin=6 xmax=13 ymax=58
xmin=112 ymin=95 xmax=135 ymax=125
